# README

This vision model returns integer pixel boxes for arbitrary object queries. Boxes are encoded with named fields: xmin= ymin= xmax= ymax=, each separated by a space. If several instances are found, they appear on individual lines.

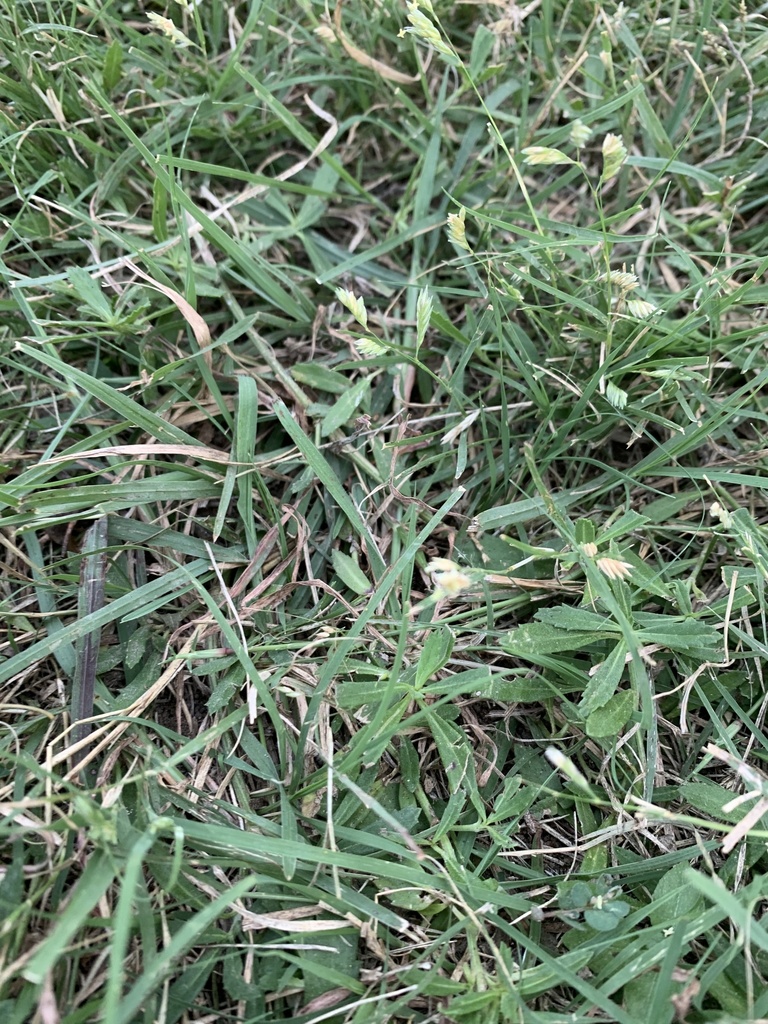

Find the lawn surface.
xmin=2 ymin=1 xmax=768 ymax=1022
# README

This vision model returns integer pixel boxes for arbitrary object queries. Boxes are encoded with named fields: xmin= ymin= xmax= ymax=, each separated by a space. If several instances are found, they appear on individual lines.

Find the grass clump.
xmin=2 ymin=1 xmax=768 ymax=1022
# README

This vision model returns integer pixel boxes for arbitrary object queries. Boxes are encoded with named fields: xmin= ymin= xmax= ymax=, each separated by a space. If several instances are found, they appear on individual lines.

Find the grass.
xmin=1 ymin=0 xmax=768 ymax=1021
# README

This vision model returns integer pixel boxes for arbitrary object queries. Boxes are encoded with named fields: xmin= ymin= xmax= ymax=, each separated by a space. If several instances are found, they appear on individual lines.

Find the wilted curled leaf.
xmin=124 ymin=259 xmax=211 ymax=367
xmin=334 ymin=0 xmax=418 ymax=84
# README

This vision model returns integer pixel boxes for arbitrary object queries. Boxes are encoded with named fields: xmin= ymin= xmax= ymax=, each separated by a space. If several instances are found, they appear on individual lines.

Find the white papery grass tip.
xmin=596 ymin=557 xmax=633 ymax=581
xmin=626 ymin=298 xmax=657 ymax=318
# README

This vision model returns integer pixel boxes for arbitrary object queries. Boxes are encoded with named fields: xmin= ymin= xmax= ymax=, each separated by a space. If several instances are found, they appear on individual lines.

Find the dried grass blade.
xmin=333 ymin=0 xmax=418 ymax=84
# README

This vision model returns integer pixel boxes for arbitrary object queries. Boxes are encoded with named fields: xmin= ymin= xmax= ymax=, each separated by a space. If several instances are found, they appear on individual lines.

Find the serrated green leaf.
xmin=650 ymin=863 xmax=706 ymax=927
xmin=320 ymin=378 xmax=370 ymax=436
xmin=422 ymin=708 xmax=479 ymax=840
xmin=579 ymin=641 xmax=628 ymax=715
xmin=415 ymin=624 xmax=454 ymax=688
xmin=622 ymin=975 xmax=663 ymax=1024
xmin=291 ymin=362 xmax=350 ymax=394
xmin=506 ymin=621 xmax=615 ymax=656
xmin=575 ymin=518 xmax=596 ymax=545
xmin=585 ymin=688 xmax=635 ymax=737
xmin=681 ymin=781 xmax=746 ymax=823
xmin=206 ymin=666 xmax=244 ymax=714
xmin=398 ymin=738 xmax=420 ymax=794
xmin=598 ymin=510 xmax=650 ymax=542
xmin=103 ymin=39 xmax=123 ymax=93
xmin=619 ymin=552 xmax=673 ymax=599
xmin=535 ymin=606 xmax=616 ymax=632
xmin=331 ymin=549 xmax=370 ymax=595
xmin=635 ymin=614 xmax=721 ymax=655
xmin=427 ymin=711 xmax=472 ymax=795
xmin=67 ymin=266 xmax=113 ymax=321
xmin=386 ymin=888 xmax=435 ymax=911
xmin=123 ymin=624 xmax=151 ymax=671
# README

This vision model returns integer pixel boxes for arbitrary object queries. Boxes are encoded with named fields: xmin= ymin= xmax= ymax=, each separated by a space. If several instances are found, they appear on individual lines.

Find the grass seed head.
xmin=601 ymin=133 xmax=628 ymax=181
xmin=569 ymin=119 xmax=592 ymax=149
xmin=596 ymin=556 xmax=633 ymax=580
xmin=336 ymin=287 xmax=369 ymax=329
xmin=146 ymin=12 xmax=194 ymax=47
xmin=446 ymin=208 xmax=472 ymax=252
xmin=399 ymin=2 xmax=456 ymax=60
xmin=522 ymin=146 xmax=573 ymax=166
xmin=355 ymin=335 xmax=387 ymax=358
xmin=626 ymin=297 xmax=657 ymax=318
xmin=600 ymin=269 xmax=639 ymax=291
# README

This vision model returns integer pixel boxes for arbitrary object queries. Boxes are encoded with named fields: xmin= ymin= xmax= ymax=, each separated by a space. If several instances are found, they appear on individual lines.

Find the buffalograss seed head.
xmin=425 ymin=558 xmax=472 ymax=596
xmin=399 ymin=1 xmax=457 ymax=61
xmin=146 ymin=12 xmax=194 ymax=48
xmin=355 ymin=335 xmax=387 ymax=358
xmin=625 ymin=297 xmax=657 ymax=318
xmin=601 ymin=133 xmax=627 ymax=181
xmin=336 ymin=287 xmax=368 ymax=329
xmin=600 ymin=270 xmax=658 ymax=319
xmin=446 ymin=207 xmax=472 ymax=252
xmin=596 ymin=556 xmax=633 ymax=581
xmin=521 ymin=146 xmax=574 ymax=166
xmin=600 ymin=269 xmax=639 ymax=291
xmin=569 ymin=119 xmax=592 ymax=149
xmin=605 ymin=380 xmax=629 ymax=409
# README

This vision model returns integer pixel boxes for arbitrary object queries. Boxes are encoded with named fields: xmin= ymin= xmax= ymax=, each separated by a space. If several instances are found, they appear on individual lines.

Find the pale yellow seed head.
xmin=433 ymin=570 xmax=472 ymax=597
xmin=710 ymin=502 xmax=733 ymax=528
xmin=601 ymin=133 xmax=627 ymax=180
xmin=426 ymin=557 xmax=462 ymax=573
xmin=399 ymin=2 xmax=455 ymax=58
xmin=626 ymin=297 xmax=657 ymax=318
xmin=569 ymin=120 xmax=592 ymax=149
xmin=521 ymin=146 xmax=572 ymax=166
xmin=596 ymin=557 xmax=633 ymax=581
xmin=355 ymin=336 xmax=387 ymax=358
xmin=446 ymin=208 xmax=471 ymax=252
xmin=146 ymin=12 xmax=193 ymax=47
xmin=605 ymin=381 xmax=628 ymax=410
xmin=601 ymin=270 xmax=639 ymax=291
xmin=336 ymin=287 xmax=368 ymax=329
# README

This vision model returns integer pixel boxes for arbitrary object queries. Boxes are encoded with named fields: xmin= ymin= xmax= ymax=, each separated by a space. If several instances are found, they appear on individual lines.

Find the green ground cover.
xmin=2 ymin=1 xmax=768 ymax=1021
